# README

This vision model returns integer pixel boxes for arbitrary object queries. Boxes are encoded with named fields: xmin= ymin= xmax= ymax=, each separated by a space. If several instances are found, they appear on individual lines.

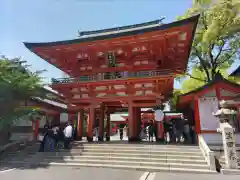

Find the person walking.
xmin=63 ymin=122 xmax=73 ymax=149
xmin=148 ymin=120 xmax=154 ymax=142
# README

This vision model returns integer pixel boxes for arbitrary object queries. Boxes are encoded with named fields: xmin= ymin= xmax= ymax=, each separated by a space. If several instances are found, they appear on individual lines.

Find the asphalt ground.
xmin=0 ymin=166 xmax=144 ymax=180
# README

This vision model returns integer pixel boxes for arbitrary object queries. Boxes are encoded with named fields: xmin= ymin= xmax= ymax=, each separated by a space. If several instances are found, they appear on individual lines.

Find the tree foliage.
xmin=169 ymin=89 xmax=182 ymax=111
xmin=178 ymin=0 xmax=240 ymax=82
xmin=0 ymin=56 xmax=44 ymax=129
xmin=170 ymin=0 xmax=240 ymax=110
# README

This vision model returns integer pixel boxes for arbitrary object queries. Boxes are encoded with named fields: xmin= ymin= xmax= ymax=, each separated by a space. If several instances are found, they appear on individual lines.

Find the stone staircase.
xmin=1 ymin=142 xmax=217 ymax=173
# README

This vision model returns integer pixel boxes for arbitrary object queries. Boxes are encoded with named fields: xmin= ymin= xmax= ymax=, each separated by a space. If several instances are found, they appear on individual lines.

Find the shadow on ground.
xmin=0 ymin=141 xmax=85 ymax=171
xmin=0 ymin=137 xmax=197 ymax=171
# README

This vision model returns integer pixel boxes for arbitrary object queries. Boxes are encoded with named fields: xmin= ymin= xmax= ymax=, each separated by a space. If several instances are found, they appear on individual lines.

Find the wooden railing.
xmin=52 ymin=70 xmax=173 ymax=84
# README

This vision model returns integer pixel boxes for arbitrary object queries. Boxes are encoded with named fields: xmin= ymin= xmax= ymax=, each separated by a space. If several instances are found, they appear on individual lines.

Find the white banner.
xmin=198 ymin=97 xmax=219 ymax=131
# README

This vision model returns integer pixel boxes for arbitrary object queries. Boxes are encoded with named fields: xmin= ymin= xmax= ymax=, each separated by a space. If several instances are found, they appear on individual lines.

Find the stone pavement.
xmin=0 ymin=166 xmax=143 ymax=180
xmin=154 ymin=172 xmax=240 ymax=180
xmin=1 ymin=166 xmax=240 ymax=180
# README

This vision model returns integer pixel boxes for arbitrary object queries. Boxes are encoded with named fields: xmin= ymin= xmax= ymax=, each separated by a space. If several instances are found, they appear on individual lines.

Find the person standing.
xmin=148 ymin=120 xmax=154 ymax=142
xmin=174 ymin=118 xmax=184 ymax=144
xmin=63 ymin=122 xmax=73 ymax=149
xmin=38 ymin=124 xmax=49 ymax=152
xmin=183 ymin=119 xmax=191 ymax=144
xmin=44 ymin=127 xmax=55 ymax=152
xmin=163 ymin=119 xmax=171 ymax=144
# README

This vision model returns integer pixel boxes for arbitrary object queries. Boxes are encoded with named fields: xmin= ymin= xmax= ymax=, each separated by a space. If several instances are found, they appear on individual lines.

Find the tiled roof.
xmin=78 ymin=19 xmax=164 ymax=38
xmin=24 ymin=15 xmax=200 ymax=48
xmin=31 ymin=97 xmax=67 ymax=109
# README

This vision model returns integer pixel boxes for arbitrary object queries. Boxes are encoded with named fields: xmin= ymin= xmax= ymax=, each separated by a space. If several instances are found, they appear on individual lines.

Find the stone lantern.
xmin=214 ymin=100 xmax=237 ymax=131
xmin=213 ymin=100 xmax=238 ymax=169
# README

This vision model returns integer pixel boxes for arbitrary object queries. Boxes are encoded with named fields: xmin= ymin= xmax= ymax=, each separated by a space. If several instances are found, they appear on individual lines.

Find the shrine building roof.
xmin=24 ymin=15 xmax=199 ymax=77
xmin=178 ymin=76 xmax=240 ymax=106
xmin=24 ymin=16 xmax=198 ymax=48
xmin=78 ymin=19 xmax=164 ymax=38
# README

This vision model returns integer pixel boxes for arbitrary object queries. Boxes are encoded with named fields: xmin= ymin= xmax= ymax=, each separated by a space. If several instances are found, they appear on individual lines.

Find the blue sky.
xmin=1 ymin=0 xmax=193 ymax=88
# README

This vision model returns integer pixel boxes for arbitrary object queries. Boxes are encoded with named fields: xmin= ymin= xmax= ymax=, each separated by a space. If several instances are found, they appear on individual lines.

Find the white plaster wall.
xmin=60 ymin=113 xmax=68 ymax=123
xmin=198 ymin=97 xmax=219 ymax=131
xmin=202 ymin=133 xmax=240 ymax=145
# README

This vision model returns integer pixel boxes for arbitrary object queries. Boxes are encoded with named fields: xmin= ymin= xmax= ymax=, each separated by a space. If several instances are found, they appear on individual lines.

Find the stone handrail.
xmin=198 ymin=134 xmax=216 ymax=171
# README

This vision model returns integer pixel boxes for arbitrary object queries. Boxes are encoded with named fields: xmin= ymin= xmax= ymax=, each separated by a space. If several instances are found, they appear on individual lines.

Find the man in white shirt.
xmin=63 ymin=123 xmax=73 ymax=149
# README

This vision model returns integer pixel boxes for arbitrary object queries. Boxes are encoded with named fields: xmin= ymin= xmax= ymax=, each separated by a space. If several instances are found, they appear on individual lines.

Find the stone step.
xmin=5 ymin=151 xmax=204 ymax=161
xmin=42 ymin=151 xmax=203 ymax=158
xmin=40 ymin=158 xmax=209 ymax=169
xmin=72 ymin=145 xmax=201 ymax=152
xmin=0 ymin=160 xmax=215 ymax=174
xmin=57 ymin=148 xmax=202 ymax=156
xmin=38 ymin=155 xmax=207 ymax=164
xmin=73 ymin=143 xmax=200 ymax=149
xmin=47 ymin=151 xmax=203 ymax=158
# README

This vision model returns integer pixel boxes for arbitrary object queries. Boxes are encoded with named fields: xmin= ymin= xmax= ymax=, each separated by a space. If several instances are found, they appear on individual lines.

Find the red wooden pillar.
xmin=32 ymin=120 xmax=39 ymax=141
xmin=136 ymin=107 xmax=141 ymax=141
xmin=132 ymin=107 xmax=136 ymax=138
xmin=76 ymin=109 xmax=84 ymax=141
xmin=98 ymin=103 xmax=105 ymax=141
xmin=156 ymin=121 xmax=164 ymax=139
xmin=194 ymin=97 xmax=201 ymax=139
xmin=128 ymin=101 xmax=135 ymax=141
xmin=105 ymin=111 xmax=111 ymax=141
xmin=87 ymin=106 xmax=94 ymax=142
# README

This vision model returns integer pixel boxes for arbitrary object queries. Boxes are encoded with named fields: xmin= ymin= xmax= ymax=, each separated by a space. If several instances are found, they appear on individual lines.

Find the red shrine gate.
xmin=24 ymin=15 xmax=199 ymax=141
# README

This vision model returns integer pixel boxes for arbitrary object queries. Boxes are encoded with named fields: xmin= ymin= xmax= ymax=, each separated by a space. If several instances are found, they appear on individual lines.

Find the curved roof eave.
xmin=23 ymin=15 xmax=200 ymax=49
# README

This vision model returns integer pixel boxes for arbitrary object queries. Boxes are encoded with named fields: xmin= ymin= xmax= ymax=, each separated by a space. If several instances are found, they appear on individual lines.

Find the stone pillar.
xmin=76 ymin=109 xmax=84 ymax=141
xmin=214 ymin=100 xmax=239 ymax=169
xmin=219 ymin=123 xmax=237 ymax=169
xmin=98 ymin=103 xmax=105 ymax=141
xmin=87 ymin=106 xmax=94 ymax=142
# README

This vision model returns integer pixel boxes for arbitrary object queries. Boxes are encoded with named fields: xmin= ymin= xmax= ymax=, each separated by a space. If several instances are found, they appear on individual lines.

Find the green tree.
xmin=178 ymin=0 xmax=240 ymax=82
xmin=0 ymin=56 xmax=44 ymax=143
xmin=169 ymin=89 xmax=182 ymax=111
